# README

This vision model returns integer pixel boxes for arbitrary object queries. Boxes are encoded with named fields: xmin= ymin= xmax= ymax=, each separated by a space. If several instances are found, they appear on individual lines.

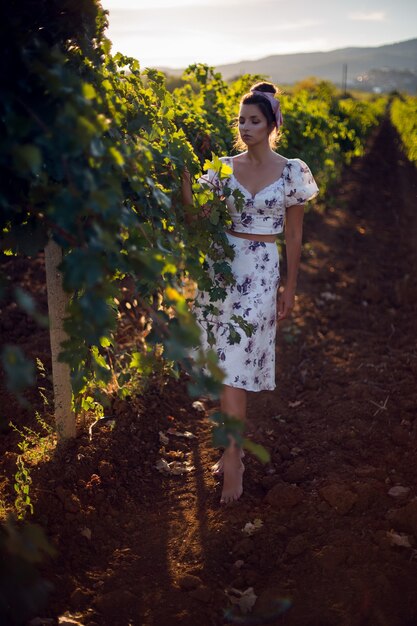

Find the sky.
xmin=100 ymin=0 xmax=417 ymax=69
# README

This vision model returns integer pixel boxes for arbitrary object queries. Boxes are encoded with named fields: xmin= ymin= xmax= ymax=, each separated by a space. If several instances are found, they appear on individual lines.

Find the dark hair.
xmin=234 ymin=81 xmax=282 ymax=150
xmin=241 ymin=82 xmax=279 ymax=129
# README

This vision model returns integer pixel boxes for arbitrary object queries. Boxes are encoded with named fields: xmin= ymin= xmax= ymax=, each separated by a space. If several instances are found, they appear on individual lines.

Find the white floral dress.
xmin=195 ymin=156 xmax=319 ymax=391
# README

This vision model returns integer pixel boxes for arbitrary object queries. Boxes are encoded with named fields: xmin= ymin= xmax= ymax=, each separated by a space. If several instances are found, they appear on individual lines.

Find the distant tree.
xmin=164 ymin=74 xmax=189 ymax=92
xmin=293 ymin=77 xmax=337 ymax=102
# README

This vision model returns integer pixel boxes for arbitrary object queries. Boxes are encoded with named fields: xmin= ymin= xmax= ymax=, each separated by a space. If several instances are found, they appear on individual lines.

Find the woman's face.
xmin=238 ymin=104 xmax=271 ymax=146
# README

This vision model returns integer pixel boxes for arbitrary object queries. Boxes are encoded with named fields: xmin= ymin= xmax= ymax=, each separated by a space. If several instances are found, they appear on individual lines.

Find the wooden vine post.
xmin=44 ymin=238 xmax=76 ymax=441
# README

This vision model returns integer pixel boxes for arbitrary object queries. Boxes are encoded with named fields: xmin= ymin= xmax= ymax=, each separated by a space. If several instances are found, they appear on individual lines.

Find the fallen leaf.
xmin=156 ymin=458 xmax=171 ymax=472
xmin=155 ymin=458 xmax=194 ymax=475
xmin=167 ymin=428 xmax=196 ymax=439
xmin=288 ymin=400 xmax=303 ymax=408
xmin=192 ymin=401 xmax=205 ymax=412
xmin=58 ymin=616 xmax=85 ymax=626
xmin=388 ymin=485 xmax=410 ymax=498
xmin=387 ymin=530 xmax=413 ymax=548
xmin=320 ymin=291 xmax=340 ymax=301
xmin=226 ymin=587 xmax=257 ymax=614
xmin=242 ymin=522 xmax=256 ymax=536
xmin=159 ymin=431 xmax=169 ymax=445
xmin=80 ymin=527 xmax=92 ymax=540
xmin=165 ymin=449 xmax=185 ymax=460
xmin=242 ymin=518 xmax=263 ymax=536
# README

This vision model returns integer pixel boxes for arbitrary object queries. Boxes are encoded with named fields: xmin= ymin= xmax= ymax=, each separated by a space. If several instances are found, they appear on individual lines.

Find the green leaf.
xmin=12 ymin=145 xmax=42 ymax=175
xmin=101 ymin=79 xmax=113 ymax=92
xmin=91 ymin=346 xmax=110 ymax=370
xmin=243 ymin=438 xmax=270 ymax=463
xmin=81 ymin=396 xmax=95 ymax=411
xmin=117 ymin=372 xmax=131 ymax=385
xmin=210 ymin=411 xmax=244 ymax=448
xmin=82 ymin=83 xmax=97 ymax=100
xmin=1 ymin=346 xmax=35 ymax=394
xmin=230 ymin=315 xmax=255 ymax=338
xmin=14 ymin=287 xmax=48 ymax=327
xmin=212 ymin=425 xmax=229 ymax=448
xmin=226 ymin=324 xmax=242 ymax=345
xmin=109 ymin=147 xmax=125 ymax=166
xmin=2 ymin=220 xmax=48 ymax=256
xmin=129 ymin=351 xmax=154 ymax=375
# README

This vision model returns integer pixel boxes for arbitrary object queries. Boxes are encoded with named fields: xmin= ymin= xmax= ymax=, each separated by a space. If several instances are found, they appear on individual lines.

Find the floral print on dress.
xmin=194 ymin=234 xmax=280 ymax=392
xmin=194 ymin=155 xmax=318 ymax=392
xmin=197 ymin=156 xmax=319 ymax=235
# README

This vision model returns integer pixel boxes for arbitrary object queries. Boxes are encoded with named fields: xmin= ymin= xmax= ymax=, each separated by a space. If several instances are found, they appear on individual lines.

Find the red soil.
xmin=1 ymin=116 xmax=417 ymax=626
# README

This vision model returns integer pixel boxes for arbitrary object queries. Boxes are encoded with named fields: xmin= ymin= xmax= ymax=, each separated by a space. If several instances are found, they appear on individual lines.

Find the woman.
xmin=182 ymin=82 xmax=318 ymax=503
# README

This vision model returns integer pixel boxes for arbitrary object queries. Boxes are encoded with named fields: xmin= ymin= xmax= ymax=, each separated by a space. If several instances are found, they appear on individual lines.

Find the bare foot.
xmin=220 ymin=445 xmax=245 ymax=504
xmin=212 ymin=449 xmax=245 ymax=475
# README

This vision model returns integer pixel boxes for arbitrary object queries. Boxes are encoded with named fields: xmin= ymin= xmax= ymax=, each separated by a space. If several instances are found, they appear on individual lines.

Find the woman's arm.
xmin=278 ymin=204 xmax=304 ymax=321
xmin=181 ymin=168 xmax=193 ymax=206
xmin=181 ymin=167 xmax=211 ymax=223
xmin=182 ymin=167 xmax=207 ymax=224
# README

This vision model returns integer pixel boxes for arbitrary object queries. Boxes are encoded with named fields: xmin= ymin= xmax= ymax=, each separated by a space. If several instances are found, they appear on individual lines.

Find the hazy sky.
xmin=101 ymin=0 xmax=417 ymax=69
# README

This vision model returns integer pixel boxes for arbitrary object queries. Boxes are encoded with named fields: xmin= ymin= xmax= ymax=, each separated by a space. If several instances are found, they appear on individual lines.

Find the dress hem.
xmin=223 ymin=381 xmax=276 ymax=392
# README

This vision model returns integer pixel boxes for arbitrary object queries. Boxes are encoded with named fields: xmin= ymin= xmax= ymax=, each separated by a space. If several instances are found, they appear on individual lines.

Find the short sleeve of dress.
xmin=197 ymin=168 xmax=223 ymax=197
xmin=284 ymin=159 xmax=319 ymax=208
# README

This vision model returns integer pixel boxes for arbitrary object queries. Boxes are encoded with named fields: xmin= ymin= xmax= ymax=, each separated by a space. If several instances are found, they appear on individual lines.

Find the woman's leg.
xmin=212 ymin=387 xmax=246 ymax=475
xmin=217 ymin=385 xmax=247 ymax=503
xmin=221 ymin=384 xmax=247 ymax=420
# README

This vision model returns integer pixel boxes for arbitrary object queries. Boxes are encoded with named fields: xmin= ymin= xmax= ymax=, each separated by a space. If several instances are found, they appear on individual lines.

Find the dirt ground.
xmin=1 ymin=116 xmax=417 ymax=626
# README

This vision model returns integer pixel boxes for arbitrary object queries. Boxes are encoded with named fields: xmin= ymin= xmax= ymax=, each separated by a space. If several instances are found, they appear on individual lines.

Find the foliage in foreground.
xmin=0 ymin=517 xmax=55 ymax=625
xmin=390 ymin=95 xmax=417 ymax=163
xmin=1 ymin=0 xmax=388 ymax=429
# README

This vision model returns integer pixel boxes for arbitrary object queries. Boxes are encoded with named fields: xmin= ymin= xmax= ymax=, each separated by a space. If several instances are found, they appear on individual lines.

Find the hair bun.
xmin=250 ymin=81 xmax=277 ymax=95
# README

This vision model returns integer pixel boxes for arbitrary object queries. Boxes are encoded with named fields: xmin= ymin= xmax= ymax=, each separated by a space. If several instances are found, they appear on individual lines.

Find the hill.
xmin=161 ymin=38 xmax=417 ymax=93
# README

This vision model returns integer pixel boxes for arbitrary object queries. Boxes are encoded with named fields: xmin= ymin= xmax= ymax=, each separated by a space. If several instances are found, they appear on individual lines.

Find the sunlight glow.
xmin=349 ymin=11 xmax=387 ymax=21
xmin=100 ymin=0 xmax=416 ymax=69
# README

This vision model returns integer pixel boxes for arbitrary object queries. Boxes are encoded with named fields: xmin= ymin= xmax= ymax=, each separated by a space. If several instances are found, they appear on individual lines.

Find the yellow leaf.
xmin=165 ymin=286 xmax=181 ymax=302
xmin=82 ymin=83 xmax=96 ymax=100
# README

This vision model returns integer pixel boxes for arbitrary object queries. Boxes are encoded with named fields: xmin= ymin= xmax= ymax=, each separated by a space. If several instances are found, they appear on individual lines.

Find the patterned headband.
xmin=250 ymin=89 xmax=283 ymax=129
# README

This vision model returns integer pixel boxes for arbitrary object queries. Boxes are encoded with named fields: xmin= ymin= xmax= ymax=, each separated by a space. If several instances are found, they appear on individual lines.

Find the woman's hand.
xmin=181 ymin=167 xmax=193 ymax=207
xmin=277 ymin=286 xmax=295 ymax=322
xmin=181 ymin=167 xmax=211 ymax=220
xmin=279 ymin=203 xmax=304 ymax=322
